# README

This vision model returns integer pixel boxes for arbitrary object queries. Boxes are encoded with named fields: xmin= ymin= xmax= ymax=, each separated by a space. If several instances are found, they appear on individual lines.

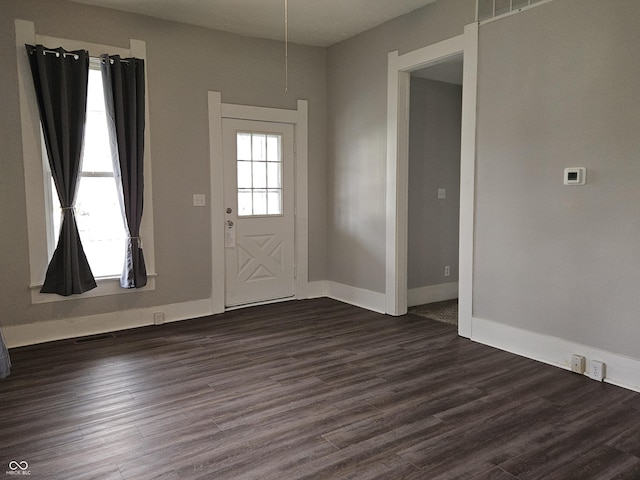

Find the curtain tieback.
xmin=128 ymin=236 xmax=142 ymax=248
xmin=61 ymin=206 xmax=75 ymax=211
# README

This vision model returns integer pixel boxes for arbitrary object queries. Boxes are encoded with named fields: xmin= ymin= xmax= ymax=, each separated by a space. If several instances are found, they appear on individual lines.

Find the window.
xmin=236 ymin=132 xmax=283 ymax=216
xmin=45 ymin=59 xmax=126 ymax=278
xmin=16 ymin=22 xmax=156 ymax=303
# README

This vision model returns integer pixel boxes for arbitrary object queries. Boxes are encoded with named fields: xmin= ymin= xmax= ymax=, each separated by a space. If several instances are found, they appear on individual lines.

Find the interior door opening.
xmin=406 ymin=58 xmax=463 ymax=326
xmin=385 ymin=24 xmax=478 ymax=338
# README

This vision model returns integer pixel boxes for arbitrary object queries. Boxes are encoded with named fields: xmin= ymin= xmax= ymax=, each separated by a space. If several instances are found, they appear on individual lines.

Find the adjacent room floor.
xmin=1 ymin=298 xmax=639 ymax=479
xmin=408 ymin=298 xmax=458 ymax=326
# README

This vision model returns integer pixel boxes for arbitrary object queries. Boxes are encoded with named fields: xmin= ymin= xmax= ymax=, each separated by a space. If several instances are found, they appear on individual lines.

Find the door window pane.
xmin=267 ymin=163 xmax=281 ymax=188
xmin=237 ymin=133 xmax=252 ymax=160
xmin=252 ymin=161 xmax=267 ymax=189
xmin=253 ymin=189 xmax=267 ymax=215
xmin=237 ymin=161 xmax=252 ymax=189
xmin=266 ymin=135 xmax=280 ymax=161
xmin=252 ymin=134 xmax=266 ymax=161
xmin=236 ymin=132 xmax=283 ymax=216
xmin=267 ymin=190 xmax=282 ymax=215
xmin=238 ymin=189 xmax=253 ymax=216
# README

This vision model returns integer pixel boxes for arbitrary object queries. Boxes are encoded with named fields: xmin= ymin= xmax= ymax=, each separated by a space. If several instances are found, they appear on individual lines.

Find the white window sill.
xmin=30 ymin=273 xmax=157 ymax=304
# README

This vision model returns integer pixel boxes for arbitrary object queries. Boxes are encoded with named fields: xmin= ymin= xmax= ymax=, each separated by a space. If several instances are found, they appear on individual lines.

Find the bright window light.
xmin=236 ymin=132 xmax=283 ymax=217
xmin=49 ymin=62 xmax=126 ymax=278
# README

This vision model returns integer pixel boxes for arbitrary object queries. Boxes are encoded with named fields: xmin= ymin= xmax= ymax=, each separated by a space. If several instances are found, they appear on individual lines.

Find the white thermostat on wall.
xmin=564 ymin=167 xmax=586 ymax=185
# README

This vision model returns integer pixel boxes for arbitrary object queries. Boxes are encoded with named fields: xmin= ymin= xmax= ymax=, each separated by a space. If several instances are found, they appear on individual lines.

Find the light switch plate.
xmin=438 ymin=188 xmax=446 ymax=200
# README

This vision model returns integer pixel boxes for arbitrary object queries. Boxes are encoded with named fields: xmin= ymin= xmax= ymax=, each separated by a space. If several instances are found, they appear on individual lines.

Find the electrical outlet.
xmin=153 ymin=312 xmax=165 ymax=325
xmin=193 ymin=194 xmax=206 ymax=207
xmin=570 ymin=354 xmax=585 ymax=374
xmin=444 ymin=265 xmax=451 ymax=277
xmin=588 ymin=360 xmax=605 ymax=382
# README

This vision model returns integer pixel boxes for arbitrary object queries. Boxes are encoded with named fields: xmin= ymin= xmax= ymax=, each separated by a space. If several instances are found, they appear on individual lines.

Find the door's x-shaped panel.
xmin=236 ymin=234 xmax=284 ymax=282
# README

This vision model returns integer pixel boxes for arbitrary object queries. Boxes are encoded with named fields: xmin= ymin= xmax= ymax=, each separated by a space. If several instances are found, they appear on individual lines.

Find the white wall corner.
xmin=306 ymin=280 xmax=327 ymax=299
xmin=472 ymin=317 xmax=640 ymax=394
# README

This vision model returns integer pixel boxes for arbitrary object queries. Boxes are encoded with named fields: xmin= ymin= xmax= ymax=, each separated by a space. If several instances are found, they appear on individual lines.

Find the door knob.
xmin=226 ymin=208 xmax=232 ymax=214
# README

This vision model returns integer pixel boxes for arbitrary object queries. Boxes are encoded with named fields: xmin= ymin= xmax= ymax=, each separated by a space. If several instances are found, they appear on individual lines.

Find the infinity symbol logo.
xmin=8 ymin=461 xmax=29 ymax=471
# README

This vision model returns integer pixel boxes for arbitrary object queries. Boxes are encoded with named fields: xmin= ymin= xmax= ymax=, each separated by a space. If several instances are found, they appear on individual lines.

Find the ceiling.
xmin=69 ymin=0 xmax=438 ymax=47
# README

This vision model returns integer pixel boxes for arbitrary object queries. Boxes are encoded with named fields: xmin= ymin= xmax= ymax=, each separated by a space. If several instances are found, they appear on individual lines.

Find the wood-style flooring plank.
xmin=1 ymin=298 xmax=638 ymax=479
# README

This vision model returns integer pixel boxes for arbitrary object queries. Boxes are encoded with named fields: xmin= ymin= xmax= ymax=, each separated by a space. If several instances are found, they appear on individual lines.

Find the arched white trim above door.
xmin=208 ymin=93 xmax=309 ymax=313
xmin=385 ymin=23 xmax=478 ymax=339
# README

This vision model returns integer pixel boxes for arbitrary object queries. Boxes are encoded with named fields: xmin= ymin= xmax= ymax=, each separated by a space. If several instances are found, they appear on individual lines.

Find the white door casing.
xmin=222 ymin=119 xmax=295 ymax=307
xmin=386 ymin=24 xmax=478 ymax=339
xmin=208 ymin=93 xmax=309 ymax=314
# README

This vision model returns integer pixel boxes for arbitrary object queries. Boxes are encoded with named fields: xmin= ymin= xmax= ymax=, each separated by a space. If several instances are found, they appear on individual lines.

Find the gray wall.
xmin=474 ymin=0 xmax=640 ymax=358
xmin=5 ymin=0 xmax=637 ymax=364
xmin=0 ymin=0 xmax=327 ymax=327
xmin=326 ymin=0 xmax=476 ymax=293
xmin=408 ymin=77 xmax=461 ymax=290
xmin=326 ymin=0 xmax=640 ymax=360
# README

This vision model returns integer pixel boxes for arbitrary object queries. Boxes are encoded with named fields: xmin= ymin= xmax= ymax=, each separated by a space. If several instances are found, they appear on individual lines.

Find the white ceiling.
xmin=69 ymin=0 xmax=438 ymax=47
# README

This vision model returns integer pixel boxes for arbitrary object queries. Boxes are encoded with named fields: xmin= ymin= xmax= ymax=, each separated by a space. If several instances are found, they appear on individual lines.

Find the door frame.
xmin=209 ymin=92 xmax=309 ymax=313
xmin=385 ymin=23 xmax=478 ymax=339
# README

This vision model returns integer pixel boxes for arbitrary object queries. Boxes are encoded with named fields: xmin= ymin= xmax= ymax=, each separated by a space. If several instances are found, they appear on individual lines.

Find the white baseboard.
xmin=407 ymin=282 xmax=458 ymax=307
xmin=325 ymin=281 xmax=386 ymax=314
xmin=472 ymin=316 xmax=640 ymax=393
xmin=3 ymin=299 xmax=213 ymax=348
xmin=15 ymin=285 xmax=639 ymax=394
xmin=5 ymin=288 xmax=640 ymax=395
xmin=2 ymin=282 xmax=387 ymax=348
xmin=309 ymin=280 xmax=386 ymax=314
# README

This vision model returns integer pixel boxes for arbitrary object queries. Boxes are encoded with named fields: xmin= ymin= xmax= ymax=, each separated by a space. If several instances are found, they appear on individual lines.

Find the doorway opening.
xmin=407 ymin=58 xmax=463 ymax=326
xmin=385 ymin=24 xmax=478 ymax=338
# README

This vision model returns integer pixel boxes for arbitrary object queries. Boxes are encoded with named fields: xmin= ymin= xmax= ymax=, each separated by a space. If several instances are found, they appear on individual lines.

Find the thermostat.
xmin=564 ymin=167 xmax=586 ymax=185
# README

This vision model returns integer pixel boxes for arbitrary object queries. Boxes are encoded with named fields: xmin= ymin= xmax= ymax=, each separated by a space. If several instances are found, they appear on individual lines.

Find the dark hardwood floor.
xmin=1 ymin=298 xmax=639 ymax=479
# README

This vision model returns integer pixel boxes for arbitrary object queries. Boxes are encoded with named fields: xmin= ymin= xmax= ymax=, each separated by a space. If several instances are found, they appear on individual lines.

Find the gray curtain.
xmin=101 ymin=55 xmax=147 ymax=288
xmin=26 ymin=45 xmax=97 ymax=296
xmin=0 ymin=328 xmax=10 ymax=379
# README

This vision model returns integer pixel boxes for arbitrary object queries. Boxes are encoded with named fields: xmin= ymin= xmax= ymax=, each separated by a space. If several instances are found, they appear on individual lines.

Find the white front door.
xmin=222 ymin=119 xmax=295 ymax=307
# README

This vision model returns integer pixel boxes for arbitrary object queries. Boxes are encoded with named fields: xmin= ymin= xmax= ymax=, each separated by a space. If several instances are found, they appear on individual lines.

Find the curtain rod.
xmin=101 ymin=57 xmax=132 ymax=64
xmin=28 ymin=48 xmax=132 ymax=64
xmin=29 ymin=48 xmax=81 ymax=60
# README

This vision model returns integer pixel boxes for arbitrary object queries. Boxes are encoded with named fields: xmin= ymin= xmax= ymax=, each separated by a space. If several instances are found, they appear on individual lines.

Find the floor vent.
xmin=74 ymin=333 xmax=116 ymax=344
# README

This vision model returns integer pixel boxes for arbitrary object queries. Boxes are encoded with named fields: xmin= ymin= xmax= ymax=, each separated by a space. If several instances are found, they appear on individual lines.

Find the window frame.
xmin=235 ymin=130 xmax=285 ymax=218
xmin=16 ymin=20 xmax=156 ymax=304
